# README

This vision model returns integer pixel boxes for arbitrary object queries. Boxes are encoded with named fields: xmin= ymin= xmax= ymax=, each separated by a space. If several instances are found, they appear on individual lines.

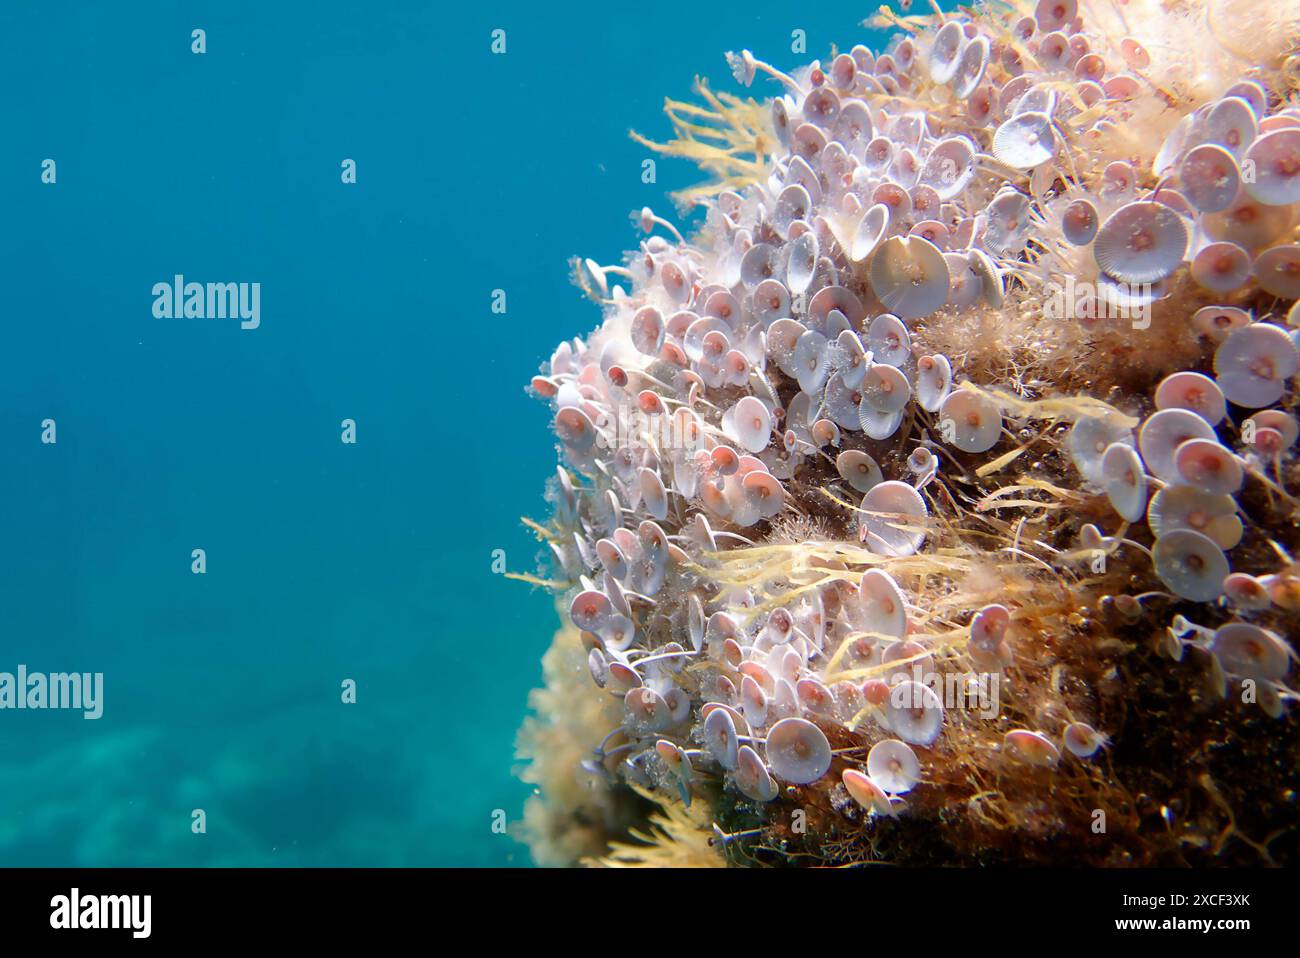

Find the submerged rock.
xmin=516 ymin=0 xmax=1300 ymax=867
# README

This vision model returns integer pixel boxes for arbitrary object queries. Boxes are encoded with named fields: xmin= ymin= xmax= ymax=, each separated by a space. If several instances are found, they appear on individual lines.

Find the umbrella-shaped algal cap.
xmin=598 ymin=613 xmax=636 ymax=653
xmin=867 ymin=313 xmax=912 ymax=368
xmin=794 ymin=329 xmax=831 ymax=394
xmin=686 ymin=592 xmax=708 ymax=653
xmin=812 ymin=418 xmax=841 ymax=449
xmin=1093 ymin=201 xmax=1189 ymax=284
xmin=786 ymin=231 xmax=820 ymax=295
xmin=1153 ymin=113 xmax=1195 ymax=177
xmin=606 ymin=661 xmax=642 ymax=694
xmin=554 ymin=406 xmax=598 ymax=453
xmin=655 ymin=740 xmax=692 ymax=782
xmin=742 ymin=470 xmax=785 ymax=522
xmin=1139 ymin=408 xmax=1216 ymax=483
xmin=763 ymin=607 xmax=794 ymax=647
xmin=860 ymin=480 xmax=929 ymax=557
xmin=773 ymin=183 xmax=812 ymax=238
xmin=1174 ymin=438 xmax=1243 ymax=496
xmin=587 ymin=647 xmax=609 ymax=688
xmin=885 ymin=680 xmax=944 ymax=746
xmin=916 ymin=354 xmax=952 ymax=411
xmin=1222 ymin=79 xmax=1267 ymax=117
xmin=767 ymin=318 xmax=806 ymax=378
xmin=851 ymin=202 xmax=891 ymax=263
xmin=1191 ymin=242 xmax=1253 ymax=293
xmin=874 ymin=181 xmax=912 ymax=222
xmin=797 ymin=677 xmax=836 ymax=715
xmin=1035 ymin=0 xmax=1076 ymax=30
xmin=860 ymin=363 xmax=912 ymax=415
xmin=1148 ymin=485 xmax=1242 ymax=549
xmin=1223 ymin=572 xmax=1272 ymax=611
xmin=858 ymin=568 xmax=908 ymax=639
xmin=802 ymin=85 xmax=841 ymax=127
xmin=953 ymin=34 xmax=990 ymax=100
xmin=1100 ymin=442 xmax=1148 ymax=522
xmin=1192 ymin=304 xmax=1252 ymax=343
xmin=735 ymin=744 xmax=779 ymax=802
xmin=630 ymin=305 xmax=665 ymax=356
xmin=1003 ymin=729 xmax=1061 ymax=766
xmin=867 ymin=739 xmax=921 ymax=794
xmin=1062 ymin=722 xmax=1107 ymax=759
xmin=703 ymin=705 xmax=739 ymax=770
xmin=740 ymin=242 xmax=780 ymax=288
xmin=809 ymin=284 xmax=867 ymax=331
xmin=569 ymin=590 xmax=613 ymax=633
xmin=1155 ymin=371 xmax=1227 ymax=425
xmin=723 ymin=396 xmax=774 ymax=453
xmin=1213 ymin=322 xmax=1299 ymax=409
xmin=826 ymin=370 xmax=866 ymax=431
xmin=1105 ymin=160 xmax=1140 ymax=196
xmin=1118 ymin=35 xmax=1150 ymax=69
xmin=921 ymin=136 xmax=977 ymax=200
xmin=765 ymin=717 xmax=832 ymax=784
xmin=663 ymin=686 xmax=692 ymax=725
xmin=1242 ymin=129 xmax=1300 ymax=206
xmin=939 ymin=388 xmax=1002 ymax=453
xmin=966 ymin=83 xmax=996 ymax=127
xmin=1205 ymin=191 xmax=1293 ymax=249
xmin=1179 ymin=143 xmax=1241 ymax=213
xmin=1097 ymin=273 xmax=1167 ymax=315
xmin=740 ymin=674 xmax=769 ymax=729
xmin=870 ymin=236 xmax=951 ymax=319
xmin=684 ymin=316 xmax=730 ymax=364
xmin=928 ymin=20 xmax=966 ymax=84
xmin=753 ymin=279 xmax=791 ymax=328
xmin=969 ymin=604 xmax=1010 ymax=655
xmin=1253 ymin=245 xmax=1300 ymax=300
xmin=836 ymin=449 xmax=883 ymax=493
xmin=1067 ymin=416 xmax=1133 ymax=484
xmin=1248 ymin=409 xmax=1299 ymax=450
xmin=842 ymin=769 xmax=895 ymax=817
xmin=993 ymin=112 xmax=1056 ymax=169
xmin=883 ymin=639 xmax=932 ymax=681
xmin=625 ymin=687 xmax=671 ymax=732
xmin=1210 ymin=622 xmax=1291 ymax=681
xmin=832 ymin=95 xmax=872 ymax=143
xmin=1103 ymin=73 xmax=1140 ymax=101
xmin=860 ymin=678 xmax=891 ymax=708
xmin=1062 ymin=197 xmax=1099 ymax=246
xmin=1251 ymin=425 xmax=1290 ymax=458
xmin=1152 ymin=529 xmax=1230 ymax=602
xmin=596 ymin=538 xmax=628 ymax=581
xmin=833 ymin=328 xmax=869 ymax=388
xmin=1205 ymin=96 xmax=1257 ymax=158
xmin=638 ymin=467 xmax=669 ymax=521
xmin=908 ymin=446 xmax=938 ymax=488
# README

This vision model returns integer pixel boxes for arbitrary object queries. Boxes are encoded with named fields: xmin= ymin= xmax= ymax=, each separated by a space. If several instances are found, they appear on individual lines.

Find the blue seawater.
xmin=0 ymin=1 xmax=888 ymax=865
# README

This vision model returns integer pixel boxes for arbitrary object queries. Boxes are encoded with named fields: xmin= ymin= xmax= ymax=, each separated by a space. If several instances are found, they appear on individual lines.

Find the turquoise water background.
xmin=0 ymin=1 xmax=888 ymax=865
